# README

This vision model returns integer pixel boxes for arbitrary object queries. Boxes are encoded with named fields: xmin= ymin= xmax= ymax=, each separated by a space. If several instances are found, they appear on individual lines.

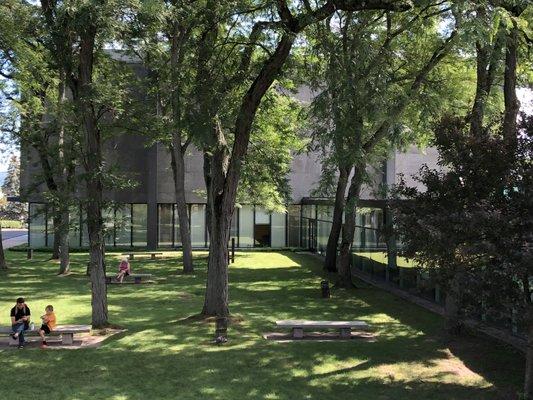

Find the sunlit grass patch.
xmin=0 ymin=249 xmax=523 ymax=399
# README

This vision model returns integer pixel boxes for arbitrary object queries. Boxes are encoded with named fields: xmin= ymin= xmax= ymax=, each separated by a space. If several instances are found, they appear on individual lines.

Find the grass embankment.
xmin=0 ymin=220 xmax=24 ymax=229
xmin=354 ymin=251 xmax=417 ymax=268
xmin=0 ymin=250 xmax=522 ymax=399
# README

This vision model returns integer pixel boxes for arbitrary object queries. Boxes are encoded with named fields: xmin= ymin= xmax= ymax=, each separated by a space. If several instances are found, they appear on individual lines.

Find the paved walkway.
xmin=2 ymin=229 xmax=27 ymax=249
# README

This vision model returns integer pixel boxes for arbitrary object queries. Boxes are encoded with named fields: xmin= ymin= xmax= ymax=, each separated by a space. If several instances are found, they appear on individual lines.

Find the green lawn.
xmin=0 ymin=250 xmax=523 ymax=399
xmin=354 ymin=251 xmax=417 ymax=268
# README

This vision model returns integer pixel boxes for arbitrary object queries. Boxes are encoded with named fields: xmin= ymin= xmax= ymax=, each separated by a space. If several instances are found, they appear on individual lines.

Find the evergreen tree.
xmin=0 ymin=155 xmax=26 ymax=221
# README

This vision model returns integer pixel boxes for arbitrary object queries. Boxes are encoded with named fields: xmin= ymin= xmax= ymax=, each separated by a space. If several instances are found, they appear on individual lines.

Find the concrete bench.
xmin=0 ymin=324 xmax=91 ymax=345
xmin=276 ymin=320 xmax=370 ymax=339
xmin=105 ymin=273 xmax=153 ymax=284
xmin=121 ymin=252 xmax=163 ymax=260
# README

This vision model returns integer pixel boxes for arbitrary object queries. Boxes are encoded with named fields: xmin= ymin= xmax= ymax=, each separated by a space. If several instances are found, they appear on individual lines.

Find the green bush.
xmin=0 ymin=220 xmax=24 ymax=229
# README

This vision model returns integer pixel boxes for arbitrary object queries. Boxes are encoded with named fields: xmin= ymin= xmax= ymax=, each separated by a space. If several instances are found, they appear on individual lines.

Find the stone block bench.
xmin=0 ymin=324 xmax=91 ymax=345
xmin=121 ymin=252 xmax=163 ymax=260
xmin=105 ymin=273 xmax=153 ymax=284
xmin=276 ymin=320 xmax=370 ymax=339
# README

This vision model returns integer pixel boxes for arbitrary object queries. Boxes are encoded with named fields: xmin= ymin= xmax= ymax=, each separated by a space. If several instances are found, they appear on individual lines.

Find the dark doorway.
xmin=254 ymin=224 xmax=270 ymax=247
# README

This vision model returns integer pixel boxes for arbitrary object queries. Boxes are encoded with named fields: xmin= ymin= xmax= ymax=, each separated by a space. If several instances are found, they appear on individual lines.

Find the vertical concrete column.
xmin=147 ymin=144 xmax=158 ymax=250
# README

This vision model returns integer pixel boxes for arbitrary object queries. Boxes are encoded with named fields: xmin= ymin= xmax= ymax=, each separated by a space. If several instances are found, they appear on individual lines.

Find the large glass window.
xmin=271 ymin=212 xmax=286 ymax=248
xmin=287 ymin=205 xmax=300 ymax=247
xmin=190 ymin=204 xmax=206 ymax=248
xmin=254 ymin=207 xmax=270 ymax=247
xmin=132 ymin=204 xmax=147 ymax=246
xmin=239 ymin=205 xmax=254 ymax=247
xmin=302 ymin=204 xmax=315 ymax=219
xmin=115 ymin=205 xmax=131 ymax=246
xmin=46 ymin=213 xmax=54 ymax=248
xmin=158 ymin=204 xmax=173 ymax=247
xmin=103 ymin=208 xmax=115 ymax=246
xmin=29 ymin=203 xmax=46 ymax=248
xmin=353 ymin=213 xmax=363 ymax=248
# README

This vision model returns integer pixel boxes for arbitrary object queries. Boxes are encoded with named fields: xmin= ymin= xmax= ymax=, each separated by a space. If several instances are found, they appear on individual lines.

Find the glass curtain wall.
xmin=29 ymin=202 xmax=146 ymax=248
xmin=190 ymin=204 xmax=206 ymax=248
xmin=103 ymin=208 xmax=115 ymax=246
xmin=29 ymin=203 xmax=46 ymax=248
xmin=158 ymin=204 xmax=173 ymax=247
xmin=270 ymin=212 xmax=286 ymax=248
xmin=115 ymin=205 xmax=132 ymax=246
xmin=132 ymin=204 xmax=148 ymax=246
xmin=254 ymin=207 xmax=270 ymax=247
xmin=316 ymin=206 xmax=333 ymax=254
xmin=287 ymin=205 xmax=301 ymax=247
xmin=239 ymin=205 xmax=254 ymax=247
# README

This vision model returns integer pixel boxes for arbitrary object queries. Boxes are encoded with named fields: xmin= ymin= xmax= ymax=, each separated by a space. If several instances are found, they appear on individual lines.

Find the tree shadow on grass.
xmin=0 ymin=250 xmax=523 ymax=400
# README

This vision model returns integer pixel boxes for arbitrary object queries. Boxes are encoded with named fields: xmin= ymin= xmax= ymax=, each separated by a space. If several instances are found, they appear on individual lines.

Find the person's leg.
xmin=40 ymin=326 xmax=49 ymax=347
xmin=18 ymin=327 xmax=26 ymax=346
xmin=11 ymin=322 xmax=24 ymax=339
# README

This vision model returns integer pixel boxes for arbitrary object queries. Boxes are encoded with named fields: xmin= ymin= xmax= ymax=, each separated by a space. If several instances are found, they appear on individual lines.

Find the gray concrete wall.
xmin=21 ymin=138 xmax=437 ymax=204
xmin=393 ymin=146 xmax=440 ymax=191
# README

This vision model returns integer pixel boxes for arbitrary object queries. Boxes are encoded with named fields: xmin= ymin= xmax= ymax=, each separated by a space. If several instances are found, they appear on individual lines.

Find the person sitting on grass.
xmin=116 ymin=257 xmax=131 ymax=283
xmin=10 ymin=297 xmax=31 ymax=349
xmin=39 ymin=305 xmax=56 ymax=349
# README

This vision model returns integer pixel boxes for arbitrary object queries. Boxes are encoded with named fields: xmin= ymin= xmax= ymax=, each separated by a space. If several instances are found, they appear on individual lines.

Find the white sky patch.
xmin=518 ymin=87 xmax=533 ymax=115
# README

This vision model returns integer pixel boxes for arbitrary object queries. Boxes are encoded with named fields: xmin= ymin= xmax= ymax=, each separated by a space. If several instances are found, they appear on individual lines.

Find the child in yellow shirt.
xmin=39 ymin=305 xmax=56 ymax=348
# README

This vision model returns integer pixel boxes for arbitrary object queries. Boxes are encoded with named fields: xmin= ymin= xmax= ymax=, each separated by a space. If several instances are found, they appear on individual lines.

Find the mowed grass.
xmin=0 ymin=250 xmax=523 ymax=400
xmin=354 ymin=251 xmax=417 ymax=268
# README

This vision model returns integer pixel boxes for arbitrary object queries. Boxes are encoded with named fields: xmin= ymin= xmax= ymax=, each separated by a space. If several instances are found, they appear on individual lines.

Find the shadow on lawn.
xmin=0 ymin=250 xmax=523 ymax=400
xmin=0 ymin=335 xmax=510 ymax=400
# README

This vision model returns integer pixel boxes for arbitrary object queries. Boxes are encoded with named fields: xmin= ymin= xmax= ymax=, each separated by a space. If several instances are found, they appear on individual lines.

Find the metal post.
xmin=27 ymin=248 xmax=33 ymax=260
xmin=231 ymin=238 xmax=235 ymax=263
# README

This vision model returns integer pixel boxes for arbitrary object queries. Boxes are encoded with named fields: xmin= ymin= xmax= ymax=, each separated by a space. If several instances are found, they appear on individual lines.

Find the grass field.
xmin=0 ymin=219 xmax=24 ymax=229
xmin=354 ymin=251 xmax=417 ymax=268
xmin=0 ymin=250 xmax=523 ymax=399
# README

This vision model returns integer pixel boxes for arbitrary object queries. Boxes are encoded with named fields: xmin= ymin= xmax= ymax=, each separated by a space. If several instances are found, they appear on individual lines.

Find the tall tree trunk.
xmin=168 ymin=21 xmax=193 ymax=273
xmin=0 ymin=225 xmax=7 ymax=270
xmin=502 ymin=19 xmax=519 ymax=153
xmin=78 ymin=27 xmax=108 ymax=329
xmin=87 ymin=198 xmax=107 ymax=328
xmin=170 ymin=143 xmax=194 ymax=273
xmin=52 ymin=214 xmax=60 ymax=259
xmin=202 ymin=124 xmax=231 ymax=317
xmin=324 ymin=165 xmax=350 ymax=272
xmin=337 ymin=168 xmax=363 ymax=288
xmin=525 ymin=304 xmax=533 ymax=399
xmin=57 ymin=68 xmax=70 ymax=275
xmin=201 ymin=192 xmax=231 ymax=317
xmin=57 ymin=208 xmax=70 ymax=275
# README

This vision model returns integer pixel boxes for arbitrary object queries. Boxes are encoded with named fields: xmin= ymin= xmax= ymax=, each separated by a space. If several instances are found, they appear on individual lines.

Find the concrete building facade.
xmin=21 ymin=126 xmax=437 ymax=251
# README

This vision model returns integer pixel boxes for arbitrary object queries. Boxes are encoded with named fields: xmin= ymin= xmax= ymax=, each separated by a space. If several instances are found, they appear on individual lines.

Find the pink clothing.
xmin=119 ymin=261 xmax=130 ymax=271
